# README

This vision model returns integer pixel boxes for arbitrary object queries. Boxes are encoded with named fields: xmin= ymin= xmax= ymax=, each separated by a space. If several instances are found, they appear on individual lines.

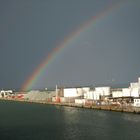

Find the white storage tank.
xmin=82 ymin=87 xmax=90 ymax=93
xmin=76 ymin=88 xmax=83 ymax=94
xmin=112 ymin=91 xmax=123 ymax=98
xmin=84 ymin=93 xmax=87 ymax=99
xmin=131 ymin=88 xmax=139 ymax=97
xmin=95 ymin=87 xmax=110 ymax=96
xmin=122 ymin=88 xmax=131 ymax=97
xmin=93 ymin=91 xmax=100 ymax=100
xmin=138 ymin=77 xmax=140 ymax=84
xmin=64 ymin=88 xmax=83 ymax=97
xmin=86 ymin=91 xmax=94 ymax=100
xmin=130 ymin=82 xmax=140 ymax=88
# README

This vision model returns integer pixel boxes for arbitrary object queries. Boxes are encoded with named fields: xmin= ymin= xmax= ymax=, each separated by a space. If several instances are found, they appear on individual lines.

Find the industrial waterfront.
xmin=1 ymin=77 xmax=140 ymax=114
xmin=1 ymin=77 xmax=140 ymax=140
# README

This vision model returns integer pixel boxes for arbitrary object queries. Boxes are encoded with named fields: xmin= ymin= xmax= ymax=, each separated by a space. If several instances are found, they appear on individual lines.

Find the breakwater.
xmin=1 ymin=98 xmax=140 ymax=114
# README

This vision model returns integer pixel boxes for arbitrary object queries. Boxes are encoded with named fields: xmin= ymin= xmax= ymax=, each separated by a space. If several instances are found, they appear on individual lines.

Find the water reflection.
xmin=57 ymin=107 xmax=114 ymax=140
xmin=1 ymin=101 xmax=140 ymax=140
xmin=121 ymin=113 xmax=140 ymax=122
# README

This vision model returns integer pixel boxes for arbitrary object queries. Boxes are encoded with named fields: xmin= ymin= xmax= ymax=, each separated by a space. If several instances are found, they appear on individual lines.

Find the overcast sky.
xmin=0 ymin=0 xmax=140 ymax=90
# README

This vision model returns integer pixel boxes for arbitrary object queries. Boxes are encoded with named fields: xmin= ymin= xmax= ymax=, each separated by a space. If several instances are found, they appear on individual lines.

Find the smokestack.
xmin=56 ymin=85 xmax=58 ymax=97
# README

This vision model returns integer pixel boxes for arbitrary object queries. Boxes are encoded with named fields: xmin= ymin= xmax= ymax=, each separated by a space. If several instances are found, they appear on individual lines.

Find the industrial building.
xmin=1 ymin=77 xmax=140 ymax=107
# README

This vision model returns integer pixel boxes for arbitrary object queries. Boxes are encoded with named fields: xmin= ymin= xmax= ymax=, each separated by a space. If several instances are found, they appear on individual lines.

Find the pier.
xmin=1 ymin=98 xmax=140 ymax=114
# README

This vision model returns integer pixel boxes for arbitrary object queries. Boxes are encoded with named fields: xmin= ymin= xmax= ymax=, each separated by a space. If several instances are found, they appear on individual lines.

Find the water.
xmin=0 ymin=100 xmax=140 ymax=140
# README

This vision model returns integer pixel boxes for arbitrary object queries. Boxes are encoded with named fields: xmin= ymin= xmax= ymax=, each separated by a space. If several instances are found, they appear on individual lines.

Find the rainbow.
xmin=21 ymin=1 xmax=126 ymax=91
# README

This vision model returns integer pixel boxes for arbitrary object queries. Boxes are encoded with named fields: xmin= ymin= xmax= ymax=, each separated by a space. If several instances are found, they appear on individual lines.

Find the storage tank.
xmin=131 ymin=88 xmax=139 ymax=97
xmin=93 ymin=91 xmax=100 ymax=100
xmin=84 ymin=93 xmax=87 ymax=99
xmin=130 ymin=82 xmax=140 ymax=88
xmin=86 ymin=91 xmax=94 ymax=100
xmin=95 ymin=87 xmax=110 ymax=96
xmin=112 ymin=91 xmax=123 ymax=98
xmin=76 ymin=88 xmax=83 ymax=95
xmin=82 ymin=87 xmax=90 ymax=92
xmin=122 ymin=88 xmax=131 ymax=97
xmin=138 ymin=77 xmax=140 ymax=83
xmin=64 ymin=88 xmax=83 ymax=97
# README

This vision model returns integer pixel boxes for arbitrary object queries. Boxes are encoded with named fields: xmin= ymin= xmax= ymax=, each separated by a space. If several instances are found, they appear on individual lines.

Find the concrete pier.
xmin=1 ymin=98 xmax=140 ymax=114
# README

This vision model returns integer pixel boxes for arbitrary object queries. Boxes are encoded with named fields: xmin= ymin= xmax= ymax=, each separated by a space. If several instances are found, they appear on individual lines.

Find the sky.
xmin=0 ymin=0 xmax=140 ymax=90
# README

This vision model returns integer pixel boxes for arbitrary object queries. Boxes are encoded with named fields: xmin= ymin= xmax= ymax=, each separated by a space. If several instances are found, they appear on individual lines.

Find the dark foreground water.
xmin=0 ymin=100 xmax=140 ymax=140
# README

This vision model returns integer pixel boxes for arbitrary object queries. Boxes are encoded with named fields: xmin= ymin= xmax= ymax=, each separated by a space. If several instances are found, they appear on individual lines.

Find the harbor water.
xmin=0 ymin=100 xmax=140 ymax=140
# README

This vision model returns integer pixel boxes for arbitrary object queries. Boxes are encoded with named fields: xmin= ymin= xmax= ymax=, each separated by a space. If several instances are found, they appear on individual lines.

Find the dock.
xmin=1 ymin=98 xmax=140 ymax=114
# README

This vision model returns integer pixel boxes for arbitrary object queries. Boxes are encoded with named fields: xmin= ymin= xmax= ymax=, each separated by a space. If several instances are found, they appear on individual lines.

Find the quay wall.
xmin=0 ymin=98 xmax=140 ymax=114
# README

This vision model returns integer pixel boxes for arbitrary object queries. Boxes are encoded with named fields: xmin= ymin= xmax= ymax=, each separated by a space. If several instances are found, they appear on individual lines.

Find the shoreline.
xmin=1 ymin=98 xmax=140 ymax=114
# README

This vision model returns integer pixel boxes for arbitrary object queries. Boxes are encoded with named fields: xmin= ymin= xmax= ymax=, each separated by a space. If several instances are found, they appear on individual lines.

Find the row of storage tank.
xmin=60 ymin=86 xmax=140 ymax=99
xmin=112 ymin=77 xmax=140 ymax=98
xmin=1 ymin=77 xmax=140 ymax=104
xmin=0 ymin=87 xmax=111 ymax=101
xmin=58 ymin=77 xmax=140 ymax=100
xmin=1 ymin=86 xmax=139 ymax=100
xmin=112 ymin=88 xmax=139 ymax=98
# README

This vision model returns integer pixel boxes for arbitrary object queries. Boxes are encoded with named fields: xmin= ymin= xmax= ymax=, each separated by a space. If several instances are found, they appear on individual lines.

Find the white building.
xmin=0 ymin=90 xmax=13 ymax=98
xmin=75 ymin=99 xmax=86 ymax=104
xmin=133 ymin=98 xmax=140 ymax=107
